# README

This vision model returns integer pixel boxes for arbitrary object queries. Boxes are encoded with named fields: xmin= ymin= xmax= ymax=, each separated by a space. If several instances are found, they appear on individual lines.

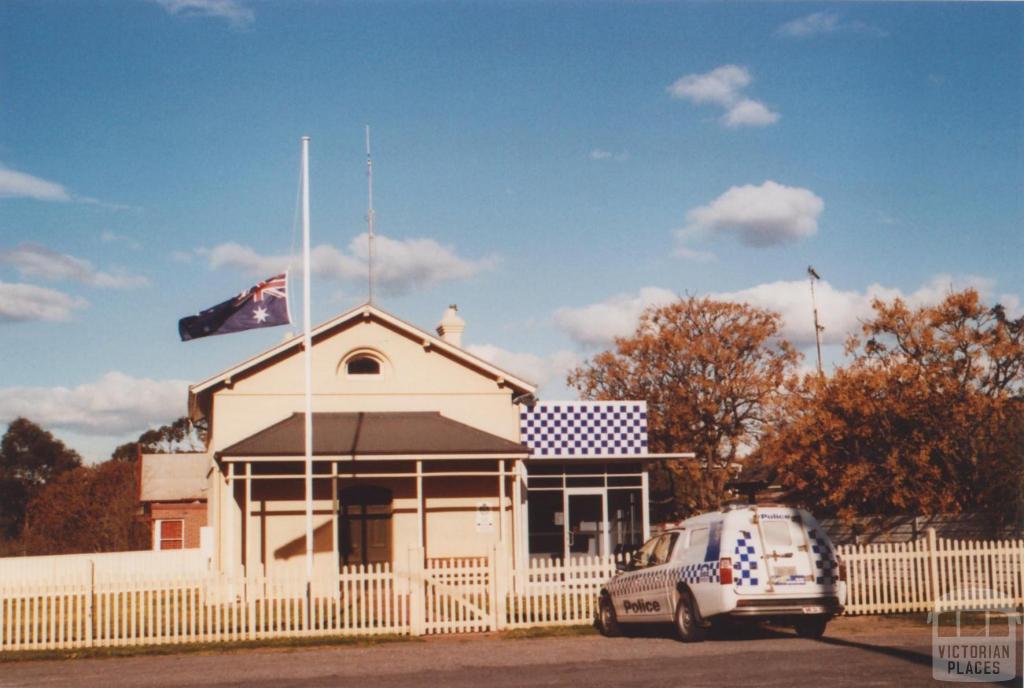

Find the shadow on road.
xmin=614 ymin=620 xmax=792 ymax=642
xmin=814 ymin=634 xmax=933 ymax=669
xmin=815 ymin=635 xmax=1024 ymax=688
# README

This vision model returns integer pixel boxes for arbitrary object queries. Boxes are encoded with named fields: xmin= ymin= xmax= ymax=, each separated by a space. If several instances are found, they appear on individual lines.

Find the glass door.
xmin=563 ymin=489 xmax=608 ymax=561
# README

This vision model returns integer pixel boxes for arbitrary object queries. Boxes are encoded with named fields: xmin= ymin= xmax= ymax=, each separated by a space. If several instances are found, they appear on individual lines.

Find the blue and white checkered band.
xmin=676 ymin=561 xmax=720 ymax=585
xmin=607 ymin=561 xmax=720 ymax=597
xmin=733 ymin=530 xmax=759 ymax=587
xmin=520 ymin=401 xmax=649 ymax=457
xmin=808 ymin=528 xmax=839 ymax=585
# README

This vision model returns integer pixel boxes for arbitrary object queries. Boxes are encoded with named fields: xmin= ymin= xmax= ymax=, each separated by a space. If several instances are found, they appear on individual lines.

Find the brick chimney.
xmin=436 ymin=304 xmax=466 ymax=347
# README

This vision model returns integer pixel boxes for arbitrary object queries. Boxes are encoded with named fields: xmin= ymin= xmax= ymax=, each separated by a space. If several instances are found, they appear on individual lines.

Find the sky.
xmin=0 ymin=1 xmax=1021 ymax=463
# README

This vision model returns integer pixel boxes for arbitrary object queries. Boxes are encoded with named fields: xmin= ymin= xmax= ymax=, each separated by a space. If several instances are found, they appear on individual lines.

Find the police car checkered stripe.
xmin=733 ymin=530 xmax=759 ymax=587
xmin=520 ymin=401 xmax=648 ymax=457
xmin=606 ymin=561 xmax=720 ymax=596
xmin=808 ymin=528 xmax=839 ymax=585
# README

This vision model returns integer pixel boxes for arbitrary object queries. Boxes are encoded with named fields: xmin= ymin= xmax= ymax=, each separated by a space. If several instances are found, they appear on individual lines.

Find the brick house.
xmin=138 ymin=453 xmax=210 ymax=550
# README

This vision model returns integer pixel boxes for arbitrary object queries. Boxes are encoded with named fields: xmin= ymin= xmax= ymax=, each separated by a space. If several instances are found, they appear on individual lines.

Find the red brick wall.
xmin=151 ymin=502 xmax=207 ymax=550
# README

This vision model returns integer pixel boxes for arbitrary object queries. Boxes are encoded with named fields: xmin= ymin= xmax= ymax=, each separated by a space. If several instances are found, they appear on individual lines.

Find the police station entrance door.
xmin=563 ymin=488 xmax=608 ymax=561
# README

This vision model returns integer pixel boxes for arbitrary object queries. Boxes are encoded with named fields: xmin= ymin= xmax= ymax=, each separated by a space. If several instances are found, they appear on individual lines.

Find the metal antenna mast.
xmin=807 ymin=265 xmax=824 ymax=376
xmin=365 ymin=125 xmax=375 ymax=305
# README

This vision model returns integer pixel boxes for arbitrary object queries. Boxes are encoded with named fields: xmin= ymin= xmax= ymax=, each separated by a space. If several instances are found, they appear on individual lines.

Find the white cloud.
xmin=0 ymin=243 xmax=149 ymax=289
xmin=0 ymin=282 xmax=87 ymax=322
xmin=553 ymin=287 xmax=677 ymax=348
xmin=466 ymin=344 xmax=580 ymax=393
xmin=0 ymin=372 xmax=189 ymax=437
xmin=0 ymin=165 xmax=71 ymax=202
xmin=201 ymin=233 xmax=496 ymax=296
xmin=722 ymin=99 xmax=780 ymax=128
xmin=677 ymin=180 xmax=824 ymax=249
xmin=551 ymin=275 xmax=1019 ymax=352
xmin=100 ymin=230 xmax=141 ymax=250
xmin=776 ymin=12 xmax=886 ymax=39
xmin=775 ymin=12 xmax=842 ymax=38
xmin=589 ymin=149 xmax=629 ymax=162
xmin=666 ymin=65 xmax=779 ymax=128
xmin=713 ymin=274 xmax=1019 ymax=347
xmin=0 ymin=163 xmax=131 ymax=209
xmin=673 ymin=245 xmax=717 ymax=262
xmin=154 ymin=0 xmax=254 ymax=26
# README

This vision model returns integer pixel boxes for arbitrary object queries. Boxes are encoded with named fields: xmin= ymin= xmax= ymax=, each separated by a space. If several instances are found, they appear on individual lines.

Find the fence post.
xmin=407 ymin=546 xmax=426 ymax=636
xmin=490 ymin=545 xmax=507 ymax=632
xmin=927 ymin=527 xmax=940 ymax=613
xmin=85 ymin=560 xmax=95 ymax=647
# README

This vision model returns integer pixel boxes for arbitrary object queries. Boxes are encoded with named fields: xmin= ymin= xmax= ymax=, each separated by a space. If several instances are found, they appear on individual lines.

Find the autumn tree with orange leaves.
xmin=760 ymin=289 xmax=1024 ymax=527
xmin=569 ymin=297 xmax=798 ymax=519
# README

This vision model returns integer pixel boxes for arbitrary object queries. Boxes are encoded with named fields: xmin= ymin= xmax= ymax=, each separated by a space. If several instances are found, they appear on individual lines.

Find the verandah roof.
xmin=218 ymin=412 xmax=529 ymax=458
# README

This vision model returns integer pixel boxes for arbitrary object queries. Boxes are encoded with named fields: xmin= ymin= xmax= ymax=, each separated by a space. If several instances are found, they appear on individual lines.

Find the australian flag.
xmin=178 ymin=273 xmax=291 ymax=342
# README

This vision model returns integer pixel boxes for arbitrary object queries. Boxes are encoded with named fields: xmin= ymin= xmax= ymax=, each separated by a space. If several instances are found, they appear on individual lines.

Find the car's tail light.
xmin=719 ymin=557 xmax=733 ymax=585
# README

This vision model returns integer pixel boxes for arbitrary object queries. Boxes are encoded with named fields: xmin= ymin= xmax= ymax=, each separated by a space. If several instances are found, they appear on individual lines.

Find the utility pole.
xmin=807 ymin=266 xmax=824 ymax=376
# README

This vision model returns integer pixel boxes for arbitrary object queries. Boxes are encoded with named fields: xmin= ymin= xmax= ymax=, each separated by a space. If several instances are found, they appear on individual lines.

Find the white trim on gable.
xmin=188 ymin=304 xmax=537 ymax=420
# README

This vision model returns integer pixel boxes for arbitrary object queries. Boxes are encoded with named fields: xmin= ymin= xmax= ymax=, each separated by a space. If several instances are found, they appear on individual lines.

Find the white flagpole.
xmin=301 ymin=136 xmax=314 ymax=590
xmin=366 ymin=125 xmax=375 ymax=305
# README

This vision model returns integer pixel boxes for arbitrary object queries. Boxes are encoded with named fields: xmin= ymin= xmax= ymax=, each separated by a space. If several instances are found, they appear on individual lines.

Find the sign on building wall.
xmin=475 ymin=503 xmax=495 ymax=533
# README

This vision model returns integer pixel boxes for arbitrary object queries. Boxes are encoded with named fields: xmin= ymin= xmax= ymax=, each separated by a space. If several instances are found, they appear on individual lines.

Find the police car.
xmin=598 ymin=505 xmax=845 ymax=641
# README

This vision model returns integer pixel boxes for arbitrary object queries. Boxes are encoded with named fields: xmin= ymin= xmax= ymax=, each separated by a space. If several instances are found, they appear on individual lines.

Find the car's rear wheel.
xmin=598 ymin=594 xmax=622 ymax=637
xmin=793 ymin=616 xmax=828 ymax=639
xmin=673 ymin=591 xmax=706 ymax=643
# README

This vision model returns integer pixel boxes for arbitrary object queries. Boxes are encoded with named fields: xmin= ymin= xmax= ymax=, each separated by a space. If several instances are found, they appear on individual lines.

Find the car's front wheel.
xmin=597 ymin=594 xmax=622 ymax=637
xmin=673 ymin=591 xmax=706 ymax=643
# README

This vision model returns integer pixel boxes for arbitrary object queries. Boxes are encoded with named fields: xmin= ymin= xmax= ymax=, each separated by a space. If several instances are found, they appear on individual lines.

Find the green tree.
xmin=568 ymin=297 xmax=799 ymax=519
xmin=0 ymin=418 xmax=82 ymax=541
xmin=110 ymin=416 xmax=208 ymax=462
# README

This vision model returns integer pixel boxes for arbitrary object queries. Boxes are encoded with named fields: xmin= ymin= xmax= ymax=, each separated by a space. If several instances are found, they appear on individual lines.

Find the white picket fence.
xmin=0 ymin=549 xmax=210 ymax=584
xmin=2 ymin=533 xmax=1022 ymax=652
xmin=505 ymin=556 xmax=621 ymax=629
xmin=837 ymin=531 xmax=1024 ymax=615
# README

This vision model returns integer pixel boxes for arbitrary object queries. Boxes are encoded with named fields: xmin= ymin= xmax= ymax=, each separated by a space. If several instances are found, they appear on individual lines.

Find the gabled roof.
xmin=219 ymin=412 xmax=529 ymax=458
xmin=188 ymin=303 xmax=537 ymax=420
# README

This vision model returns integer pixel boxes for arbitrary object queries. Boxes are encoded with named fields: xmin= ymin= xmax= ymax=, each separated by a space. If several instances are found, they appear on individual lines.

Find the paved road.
xmin=1 ymin=621 xmax=1020 ymax=687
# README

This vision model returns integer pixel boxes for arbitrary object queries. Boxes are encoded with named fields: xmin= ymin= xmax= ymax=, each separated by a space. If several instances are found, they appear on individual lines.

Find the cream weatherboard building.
xmin=184 ymin=303 xmax=686 ymax=586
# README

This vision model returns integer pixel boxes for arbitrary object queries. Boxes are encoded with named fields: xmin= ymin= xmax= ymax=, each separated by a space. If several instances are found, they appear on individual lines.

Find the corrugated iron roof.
xmin=139 ymin=453 xmax=209 ymax=502
xmin=219 ymin=412 xmax=529 ymax=457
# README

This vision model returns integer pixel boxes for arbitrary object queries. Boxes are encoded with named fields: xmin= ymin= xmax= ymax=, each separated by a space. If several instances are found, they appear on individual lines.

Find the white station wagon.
xmin=598 ymin=505 xmax=845 ymax=641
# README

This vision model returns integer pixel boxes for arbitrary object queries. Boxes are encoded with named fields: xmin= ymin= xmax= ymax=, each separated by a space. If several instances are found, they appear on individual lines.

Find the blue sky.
xmin=1 ymin=1 xmax=1021 ymax=462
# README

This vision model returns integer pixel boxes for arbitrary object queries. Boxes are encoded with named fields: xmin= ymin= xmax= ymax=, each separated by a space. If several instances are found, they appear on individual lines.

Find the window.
xmin=346 ymin=356 xmax=381 ymax=375
xmin=651 ymin=532 xmax=679 ymax=566
xmin=688 ymin=527 xmax=709 ymax=552
xmin=630 ymin=535 xmax=661 ymax=570
xmin=762 ymin=520 xmax=793 ymax=548
xmin=157 ymin=519 xmax=184 ymax=550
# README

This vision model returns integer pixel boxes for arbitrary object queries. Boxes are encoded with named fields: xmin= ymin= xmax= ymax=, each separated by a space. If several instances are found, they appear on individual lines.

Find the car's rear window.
xmin=761 ymin=519 xmax=793 ymax=548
